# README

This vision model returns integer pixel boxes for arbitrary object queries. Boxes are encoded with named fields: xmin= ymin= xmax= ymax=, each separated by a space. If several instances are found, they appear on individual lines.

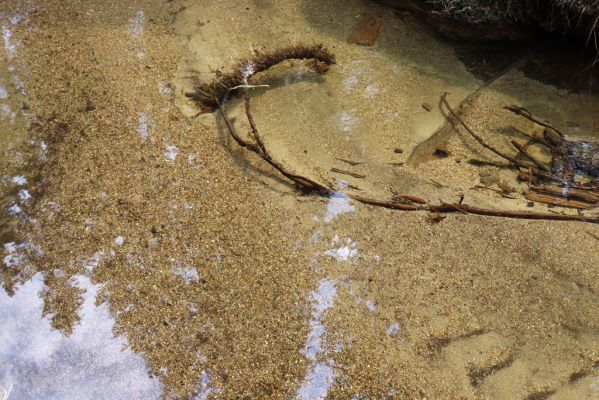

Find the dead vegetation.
xmin=424 ymin=0 xmax=599 ymax=50
xmin=441 ymin=92 xmax=599 ymax=212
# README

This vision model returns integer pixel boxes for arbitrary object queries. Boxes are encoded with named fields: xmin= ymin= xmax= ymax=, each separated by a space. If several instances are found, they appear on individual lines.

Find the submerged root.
xmin=186 ymin=44 xmax=336 ymax=111
xmin=201 ymin=45 xmax=599 ymax=223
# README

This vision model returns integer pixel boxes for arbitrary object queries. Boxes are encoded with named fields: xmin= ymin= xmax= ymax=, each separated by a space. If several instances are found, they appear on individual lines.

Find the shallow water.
xmin=2 ymin=1 xmax=599 ymax=399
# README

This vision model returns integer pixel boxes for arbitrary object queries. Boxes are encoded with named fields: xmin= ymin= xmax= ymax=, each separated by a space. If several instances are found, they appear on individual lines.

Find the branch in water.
xmin=186 ymin=44 xmax=336 ymax=111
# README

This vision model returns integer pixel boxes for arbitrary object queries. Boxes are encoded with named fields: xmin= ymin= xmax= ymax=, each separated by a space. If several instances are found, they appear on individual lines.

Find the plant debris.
xmin=195 ymin=44 xmax=599 ymax=224
xmin=441 ymin=92 xmax=599 ymax=214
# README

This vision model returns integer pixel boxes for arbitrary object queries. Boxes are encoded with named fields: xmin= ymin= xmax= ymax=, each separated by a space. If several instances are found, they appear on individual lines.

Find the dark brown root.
xmin=186 ymin=44 xmax=336 ymax=111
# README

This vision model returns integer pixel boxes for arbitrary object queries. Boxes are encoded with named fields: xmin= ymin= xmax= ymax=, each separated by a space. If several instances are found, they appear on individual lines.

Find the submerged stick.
xmin=510 ymin=140 xmax=549 ymax=171
xmin=530 ymin=185 xmax=599 ymax=203
xmin=334 ymin=157 xmax=365 ymax=166
xmin=441 ymin=93 xmax=522 ymax=166
xmin=430 ymin=203 xmax=599 ymax=222
xmin=504 ymin=105 xmax=565 ymax=137
xmin=330 ymin=167 xmax=366 ymax=179
xmin=525 ymin=192 xmax=593 ymax=209
xmin=441 ymin=93 xmax=555 ymax=181
xmin=217 ymin=97 xmax=334 ymax=195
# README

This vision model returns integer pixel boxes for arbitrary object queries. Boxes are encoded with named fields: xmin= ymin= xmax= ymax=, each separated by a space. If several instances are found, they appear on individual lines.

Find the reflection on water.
xmin=0 ymin=274 xmax=162 ymax=400
xmin=297 ymin=279 xmax=337 ymax=400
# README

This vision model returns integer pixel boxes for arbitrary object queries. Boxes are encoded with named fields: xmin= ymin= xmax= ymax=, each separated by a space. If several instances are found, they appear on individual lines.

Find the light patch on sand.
xmin=157 ymin=81 xmax=173 ymax=94
xmin=114 ymin=236 xmax=125 ymax=246
xmin=128 ymin=10 xmax=144 ymax=38
xmin=365 ymin=84 xmax=379 ymax=99
xmin=297 ymin=279 xmax=337 ymax=400
xmin=0 ymin=103 xmax=15 ymax=121
xmin=343 ymin=75 xmax=358 ymax=90
xmin=334 ymin=111 xmax=359 ymax=134
xmin=82 ymin=251 xmax=103 ymax=272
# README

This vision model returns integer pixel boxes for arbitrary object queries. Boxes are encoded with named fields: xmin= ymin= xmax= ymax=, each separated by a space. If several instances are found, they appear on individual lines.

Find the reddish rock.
xmin=347 ymin=16 xmax=381 ymax=46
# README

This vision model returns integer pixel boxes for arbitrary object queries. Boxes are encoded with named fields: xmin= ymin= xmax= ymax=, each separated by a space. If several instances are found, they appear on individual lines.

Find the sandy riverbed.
xmin=2 ymin=1 xmax=599 ymax=399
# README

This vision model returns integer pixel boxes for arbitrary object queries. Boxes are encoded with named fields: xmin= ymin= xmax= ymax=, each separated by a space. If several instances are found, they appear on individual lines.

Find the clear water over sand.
xmin=2 ymin=1 xmax=599 ymax=399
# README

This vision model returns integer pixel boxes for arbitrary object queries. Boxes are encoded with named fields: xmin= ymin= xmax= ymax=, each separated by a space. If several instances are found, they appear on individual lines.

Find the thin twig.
xmin=441 ymin=93 xmax=523 ymax=166
xmin=473 ymin=185 xmax=517 ymax=199
xmin=334 ymin=157 xmax=365 ymax=166
xmin=330 ymin=167 xmax=366 ymax=179
xmin=511 ymin=140 xmax=549 ymax=171
xmin=525 ymin=192 xmax=593 ymax=209
xmin=441 ymin=93 xmax=554 ymax=181
xmin=430 ymin=203 xmax=599 ymax=222
xmin=215 ymin=97 xmax=259 ymax=153
xmin=586 ymin=231 xmax=599 ymax=241
xmin=244 ymin=97 xmax=269 ymax=159
xmin=503 ymin=105 xmax=565 ymax=137
xmin=219 ymin=97 xmax=333 ymax=195
xmin=348 ymin=194 xmax=421 ymax=210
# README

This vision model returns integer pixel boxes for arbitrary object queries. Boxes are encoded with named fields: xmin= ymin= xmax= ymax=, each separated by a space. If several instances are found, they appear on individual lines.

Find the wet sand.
xmin=2 ymin=1 xmax=599 ymax=399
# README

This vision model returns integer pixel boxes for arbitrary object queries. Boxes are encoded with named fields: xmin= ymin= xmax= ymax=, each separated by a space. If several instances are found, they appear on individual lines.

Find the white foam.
xmin=164 ymin=146 xmax=179 ymax=160
xmin=7 ymin=203 xmax=21 ymax=215
xmin=172 ymin=264 xmax=199 ymax=285
xmin=11 ymin=176 xmax=26 ymax=186
xmin=324 ymin=239 xmax=359 ymax=262
xmin=324 ymin=193 xmax=355 ymax=223
xmin=136 ymin=112 xmax=150 ymax=140
xmin=192 ymin=370 xmax=221 ymax=400
xmin=296 ymin=362 xmax=335 ymax=400
xmin=18 ymin=189 xmax=31 ymax=202
xmin=3 ymin=241 xmax=27 ymax=267
xmin=386 ymin=323 xmax=400 ymax=336
xmin=0 ymin=84 xmax=8 ymax=99
xmin=128 ymin=11 xmax=144 ymax=38
xmin=2 ymin=25 xmax=16 ymax=60
xmin=240 ymin=62 xmax=255 ymax=84
xmin=82 ymin=251 xmax=103 ymax=272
